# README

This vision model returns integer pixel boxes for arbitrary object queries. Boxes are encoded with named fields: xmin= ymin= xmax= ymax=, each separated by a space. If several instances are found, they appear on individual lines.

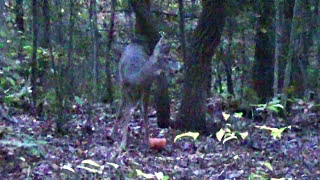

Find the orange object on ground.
xmin=148 ymin=138 xmax=167 ymax=149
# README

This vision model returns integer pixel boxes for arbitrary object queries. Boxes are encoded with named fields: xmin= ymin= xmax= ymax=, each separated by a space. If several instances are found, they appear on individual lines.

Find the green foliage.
xmin=4 ymin=86 xmax=31 ymax=105
xmin=253 ymin=97 xmax=284 ymax=114
xmin=75 ymin=96 xmax=84 ymax=106
xmin=0 ymin=61 xmax=30 ymax=107
xmin=0 ymin=133 xmax=47 ymax=158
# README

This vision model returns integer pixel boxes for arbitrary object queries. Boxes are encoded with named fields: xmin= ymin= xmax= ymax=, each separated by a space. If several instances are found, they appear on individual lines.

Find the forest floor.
xmin=0 ymin=102 xmax=319 ymax=179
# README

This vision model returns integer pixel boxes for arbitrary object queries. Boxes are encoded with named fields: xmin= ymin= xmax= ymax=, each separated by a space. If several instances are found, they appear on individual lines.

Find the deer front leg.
xmin=120 ymin=103 xmax=134 ymax=151
xmin=110 ymin=98 xmax=125 ymax=139
xmin=142 ymin=91 xmax=150 ymax=144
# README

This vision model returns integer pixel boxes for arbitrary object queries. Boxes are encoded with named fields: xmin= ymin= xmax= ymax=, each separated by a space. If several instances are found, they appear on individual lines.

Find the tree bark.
xmin=0 ymin=0 xmax=7 ymax=52
xmin=223 ymin=18 xmax=235 ymax=96
xmin=90 ymin=0 xmax=98 ymax=101
xmin=31 ymin=0 xmax=38 ymax=115
xmin=177 ymin=0 xmax=226 ymax=132
xmin=178 ymin=0 xmax=186 ymax=61
xmin=15 ymin=0 xmax=24 ymax=62
xmin=282 ymin=0 xmax=303 ymax=108
xmin=66 ymin=0 xmax=75 ymax=98
xmin=273 ymin=0 xmax=284 ymax=97
xmin=252 ymin=1 xmax=275 ymax=103
xmin=43 ymin=0 xmax=65 ymax=133
xmin=317 ymin=0 xmax=320 ymax=65
xmin=105 ymin=0 xmax=116 ymax=103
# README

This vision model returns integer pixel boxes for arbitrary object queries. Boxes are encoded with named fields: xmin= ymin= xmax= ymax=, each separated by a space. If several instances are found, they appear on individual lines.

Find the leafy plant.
xmin=255 ymin=125 xmax=291 ymax=139
xmin=253 ymin=97 xmax=284 ymax=114
xmin=0 ymin=133 xmax=47 ymax=157
xmin=216 ymin=124 xmax=248 ymax=144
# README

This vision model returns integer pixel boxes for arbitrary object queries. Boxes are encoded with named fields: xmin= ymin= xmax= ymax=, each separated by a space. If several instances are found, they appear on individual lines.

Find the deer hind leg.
xmin=120 ymin=102 xmax=135 ymax=151
xmin=142 ymin=90 xmax=150 ymax=144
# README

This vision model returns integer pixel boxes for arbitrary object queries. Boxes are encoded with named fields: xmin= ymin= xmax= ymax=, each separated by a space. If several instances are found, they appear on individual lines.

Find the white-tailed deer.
xmin=111 ymin=36 xmax=172 ymax=150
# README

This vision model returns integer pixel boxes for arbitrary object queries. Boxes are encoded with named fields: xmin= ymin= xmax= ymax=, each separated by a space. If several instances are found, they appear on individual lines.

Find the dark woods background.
xmin=0 ymin=0 xmax=320 ymax=179
xmin=0 ymin=0 xmax=319 ymax=132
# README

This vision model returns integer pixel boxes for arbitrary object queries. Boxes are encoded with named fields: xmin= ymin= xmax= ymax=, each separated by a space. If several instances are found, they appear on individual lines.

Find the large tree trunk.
xmin=317 ymin=0 xmax=320 ymax=65
xmin=104 ymin=0 xmax=116 ymax=104
xmin=43 ymin=0 xmax=65 ymax=133
xmin=178 ymin=0 xmax=186 ymax=60
xmin=273 ymin=0 xmax=284 ymax=97
xmin=282 ymin=0 xmax=303 ymax=108
xmin=89 ymin=0 xmax=98 ymax=101
xmin=177 ymin=0 xmax=226 ymax=132
xmin=315 ymin=0 xmax=320 ymax=85
xmin=294 ymin=1 xmax=313 ymax=97
xmin=252 ymin=1 xmax=275 ymax=103
xmin=15 ymin=0 xmax=24 ymax=62
xmin=0 ymin=0 xmax=7 ymax=53
xmin=66 ymin=0 xmax=75 ymax=101
xmin=31 ymin=0 xmax=38 ymax=115
xmin=223 ymin=18 xmax=235 ymax=96
xmin=130 ymin=0 xmax=160 ymax=54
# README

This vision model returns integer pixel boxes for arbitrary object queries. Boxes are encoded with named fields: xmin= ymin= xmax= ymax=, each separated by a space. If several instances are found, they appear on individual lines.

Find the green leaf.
xmin=248 ymin=173 xmax=265 ymax=180
xmin=37 ymin=49 xmax=42 ymax=55
xmin=174 ymin=132 xmax=199 ymax=142
xmin=75 ymin=96 xmax=84 ymax=105
xmin=268 ymin=105 xmax=279 ymax=113
xmin=234 ymin=112 xmax=243 ymax=118
xmin=23 ymin=45 xmax=32 ymax=53
xmin=6 ymin=77 xmax=15 ymax=86
xmin=271 ymin=104 xmax=284 ymax=109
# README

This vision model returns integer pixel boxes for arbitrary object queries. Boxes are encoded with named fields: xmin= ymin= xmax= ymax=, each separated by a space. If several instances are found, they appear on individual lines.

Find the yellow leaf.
xmin=263 ymin=162 xmax=273 ymax=171
xmin=222 ymin=112 xmax=230 ymax=120
xmin=216 ymin=128 xmax=225 ymax=142
xmin=61 ymin=165 xmax=75 ymax=173
xmin=155 ymin=172 xmax=164 ymax=180
xmin=136 ymin=169 xmax=155 ymax=179
xmin=77 ymin=165 xmax=99 ymax=173
xmin=223 ymin=134 xmax=237 ymax=144
xmin=106 ymin=162 xmax=119 ymax=169
xmin=255 ymin=125 xmax=290 ymax=139
xmin=239 ymin=132 xmax=248 ymax=139
xmin=174 ymin=132 xmax=199 ymax=142
xmin=81 ymin=159 xmax=100 ymax=168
